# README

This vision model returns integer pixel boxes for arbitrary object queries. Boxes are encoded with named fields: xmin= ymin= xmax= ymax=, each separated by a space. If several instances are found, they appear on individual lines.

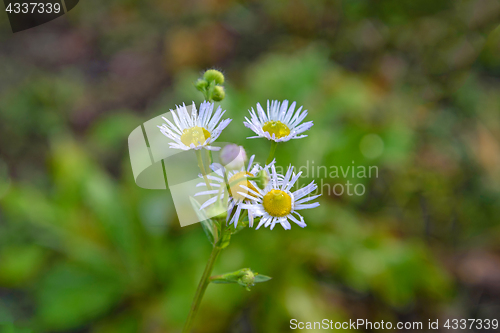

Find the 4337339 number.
xmin=444 ymin=319 xmax=498 ymax=330
xmin=5 ymin=2 xmax=61 ymax=14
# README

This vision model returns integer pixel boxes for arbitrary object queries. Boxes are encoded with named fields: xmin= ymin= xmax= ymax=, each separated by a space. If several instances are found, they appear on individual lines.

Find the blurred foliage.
xmin=0 ymin=0 xmax=500 ymax=332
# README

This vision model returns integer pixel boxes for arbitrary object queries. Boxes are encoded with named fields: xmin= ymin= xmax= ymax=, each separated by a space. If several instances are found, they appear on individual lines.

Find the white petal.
xmin=288 ymin=213 xmax=307 ymax=228
xmin=194 ymin=190 xmax=220 ymax=197
xmin=199 ymin=196 xmax=218 ymax=210
xmin=295 ymin=194 xmax=321 ymax=204
xmin=295 ymin=202 xmax=320 ymax=210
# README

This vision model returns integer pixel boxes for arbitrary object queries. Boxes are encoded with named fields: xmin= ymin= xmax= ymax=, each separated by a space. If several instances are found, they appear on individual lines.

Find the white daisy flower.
xmin=194 ymin=156 xmax=275 ymax=228
xmin=244 ymin=100 xmax=313 ymax=142
xmin=239 ymin=165 xmax=320 ymax=230
xmin=158 ymin=101 xmax=232 ymax=151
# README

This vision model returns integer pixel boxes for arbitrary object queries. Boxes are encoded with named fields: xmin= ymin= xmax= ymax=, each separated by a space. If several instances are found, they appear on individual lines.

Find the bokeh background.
xmin=1 ymin=0 xmax=500 ymax=332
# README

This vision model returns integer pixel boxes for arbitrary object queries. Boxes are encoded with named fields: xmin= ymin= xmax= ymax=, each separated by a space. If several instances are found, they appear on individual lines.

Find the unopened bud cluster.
xmin=196 ymin=69 xmax=225 ymax=102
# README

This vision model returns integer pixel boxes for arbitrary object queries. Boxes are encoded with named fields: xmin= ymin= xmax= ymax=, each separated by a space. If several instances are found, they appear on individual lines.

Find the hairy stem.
xmin=196 ymin=150 xmax=212 ymax=191
xmin=266 ymin=141 xmax=278 ymax=165
xmin=183 ymin=219 xmax=231 ymax=332
xmin=182 ymin=244 xmax=222 ymax=333
xmin=207 ymin=150 xmax=213 ymax=166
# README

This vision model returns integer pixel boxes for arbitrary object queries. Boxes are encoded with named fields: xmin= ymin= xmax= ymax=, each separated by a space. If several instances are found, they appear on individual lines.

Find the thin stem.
xmin=222 ymin=168 xmax=231 ymax=193
xmin=207 ymin=81 xmax=215 ymax=102
xmin=238 ymin=209 xmax=248 ymax=226
xmin=225 ymin=202 xmax=238 ymax=227
xmin=216 ymin=179 xmax=225 ymax=205
xmin=209 ymin=274 xmax=226 ymax=282
xmin=266 ymin=141 xmax=278 ymax=165
xmin=183 ymin=220 xmax=230 ymax=332
xmin=213 ymin=166 xmax=230 ymax=210
xmin=196 ymin=150 xmax=212 ymax=191
xmin=206 ymin=150 xmax=213 ymax=166
xmin=182 ymin=245 xmax=222 ymax=333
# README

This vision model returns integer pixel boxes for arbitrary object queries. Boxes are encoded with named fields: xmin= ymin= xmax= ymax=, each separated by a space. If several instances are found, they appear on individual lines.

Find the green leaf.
xmin=0 ymin=246 xmax=46 ymax=286
xmin=254 ymin=274 xmax=272 ymax=283
xmin=189 ymin=197 xmax=216 ymax=245
xmin=216 ymin=228 xmax=231 ymax=249
xmin=37 ymin=263 xmax=123 ymax=331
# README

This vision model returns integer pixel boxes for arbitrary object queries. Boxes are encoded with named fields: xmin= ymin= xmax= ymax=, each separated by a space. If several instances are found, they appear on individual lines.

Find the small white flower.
xmin=244 ymin=100 xmax=313 ymax=142
xmin=220 ymin=144 xmax=247 ymax=170
xmin=239 ymin=165 xmax=320 ymax=230
xmin=158 ymin=101 xmax=232 ymax=151
xmin=194 ymin=156 xmax=274 ymax=228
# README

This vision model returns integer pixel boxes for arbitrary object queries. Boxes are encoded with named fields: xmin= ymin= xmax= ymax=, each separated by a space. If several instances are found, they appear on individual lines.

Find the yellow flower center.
xmin=262 ymin=189 xmax=292 ymax=217
xmin=228 ymin=171 xmax=257 ymax=201
xmin=262 ymin=121 xmax=290 ymax=139
xmin=180 ymin=126 xmax=211 ymax=146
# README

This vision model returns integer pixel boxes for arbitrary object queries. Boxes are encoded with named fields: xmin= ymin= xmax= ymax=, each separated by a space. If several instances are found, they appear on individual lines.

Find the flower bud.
xmin=253 ymin=170 xmax=269 ymax=189
xmin=203 ymin=69 xmax=225 ymax=84
xmin=211 ymin=85 xmax=225 ymax=102
xmin=238 ymin=268 xmax=255 ymax=290
xmin=195 ymin=79 xmax=208 ymax=91
xmin=220 ymin=144 xmax=247 ymax=170
xmin=210 ymin=268 xmax=271 ymax=291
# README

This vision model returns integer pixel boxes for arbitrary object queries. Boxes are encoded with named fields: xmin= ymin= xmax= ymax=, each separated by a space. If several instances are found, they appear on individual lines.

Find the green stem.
xmin=206 ymin=150 xmax=213 ymax=166
xmin=222 ymin=168 xmax=231 ymax=193
xmin=183 ymin=220 xmax=231 ymax=332
xmin=266 ymin=141 xmax=278 ymax=165
xmin=238 ymin=210 xmax=248 ymax=226
xmin=182 ymin=245 xmax=222 ymax=333
xmin=196 ymin=150 xmax=212 ymax=192
xmin=209 ymin=274 xmax=226 ymax=282
xmin=207 ymin=81 xmax=215 ymax=102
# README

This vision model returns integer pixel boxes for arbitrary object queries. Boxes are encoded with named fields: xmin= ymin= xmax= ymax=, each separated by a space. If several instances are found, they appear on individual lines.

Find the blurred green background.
xmin=1 ymin=0 xmax=500 ymax=332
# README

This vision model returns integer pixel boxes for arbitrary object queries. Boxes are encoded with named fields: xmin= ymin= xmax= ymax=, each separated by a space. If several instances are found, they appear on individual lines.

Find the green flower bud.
xmin=211 ymin=85 xmax=225 ymax=102
xmin=195 ymin=79 xmax=208 ymax=91
xmin=240 ymin=268 xmax=255 ymax=286
xmin=210 ymin=268 xmax=271 ymax=291
xmin=239 ymin=269 xmax=255 ymax=289
xmin=203 ymin=69 xmax=225 ymax=84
